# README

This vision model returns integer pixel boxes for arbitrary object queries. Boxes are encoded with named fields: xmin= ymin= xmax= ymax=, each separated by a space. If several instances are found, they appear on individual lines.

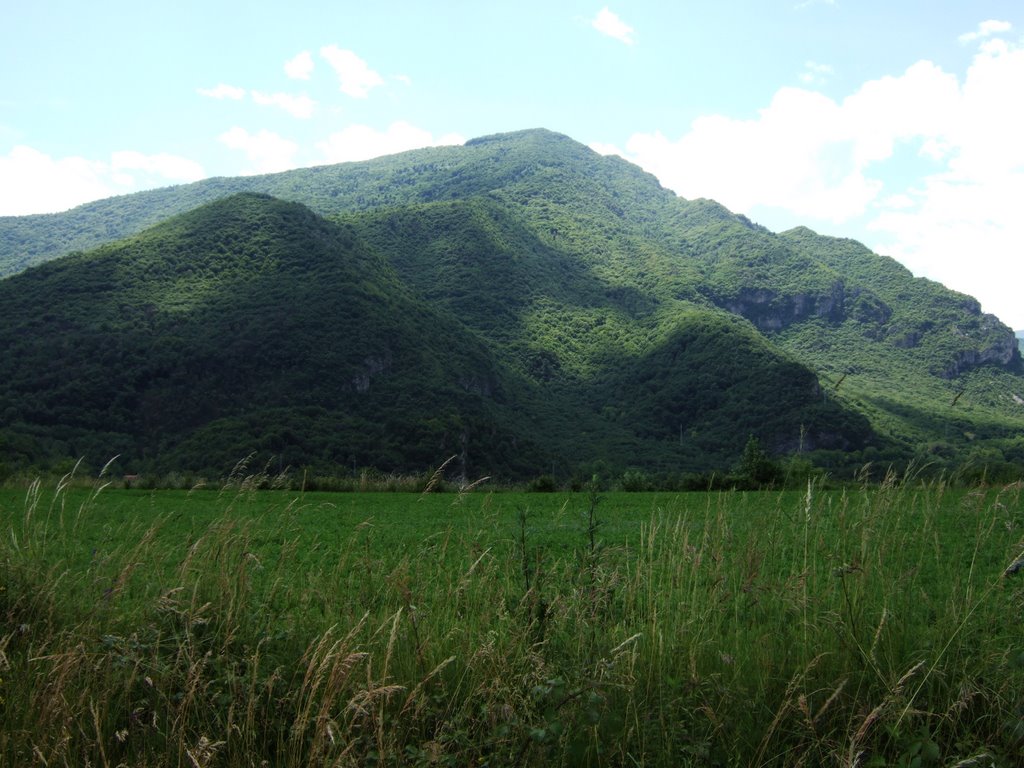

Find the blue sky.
xmin=2 ymin=1 xmax=1023 ymax=327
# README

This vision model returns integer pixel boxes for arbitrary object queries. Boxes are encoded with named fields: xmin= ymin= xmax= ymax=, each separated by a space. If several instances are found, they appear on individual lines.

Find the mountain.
xmin=0 ymin=194 xmax=556 ymax=477
xmin=0 ymin=130 xmax=666 ymax=277
xmin=0 ymin=191 xmax=866 ymax=479
xmin=1 ymin=129 xmax=1022 ymax=481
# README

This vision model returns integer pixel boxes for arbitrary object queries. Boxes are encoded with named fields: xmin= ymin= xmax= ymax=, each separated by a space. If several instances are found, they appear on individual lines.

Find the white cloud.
xmin=588 ymin=141 xmax=623 ymax=158
xmin=199 ymin=82 xmax=317 ymax=118
xmin=0 ymin=146 xmax=205 ymax=215
xmin=867 ymin=40 xmax=1024 ymax=326
xmin=607 ymin=38 xmax=1024 ymax=327
xmin=868 ymin=170 xmax=1024 ymax=326
xmin=197 ymin=83 xmax=246 ymax=100
xmin=109 ymin=150 xmax=205 ymax=187
xmin=285 ymin=51 xmax=314 ymax=80
xmin=591 ymin=7 xmax=635 ymax=45
xmin=614 ymin=86 xmax=885 ymax=222
xmin=317 ymin=121 xmax=464 ymax=163
xmin=879 ymin=193 xmax=915 ymax=210
xmin=320 ymin=45 xmax=385 ymax=98
xmin=218 ymin=127 xmax=298 ymax=174
xmin=251 ymin=90 xmax=316 ymax=119
xmin=0 ymin=146 xmax=111 ymax=215
xmin=958 ymin=19 xmax=1012 ymax=44
xmin=799 ymin=60 xmax=834 ymax=86
xmin=608 ymin=59 xmax=964 ymax=220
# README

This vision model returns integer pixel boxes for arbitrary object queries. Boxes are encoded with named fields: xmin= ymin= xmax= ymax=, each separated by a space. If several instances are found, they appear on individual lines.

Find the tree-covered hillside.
xmin=1 ymin=129 xmax=1022 ymax=480
xmin=0 ymin=192 xmax=872 ymax=479
xmin=341 ymin=194 xmax=874 ymax=467
xmin=0 ymin=194 xmax=554 ymax=477
xmin=0 ymin=130 xmax=662 ymax=277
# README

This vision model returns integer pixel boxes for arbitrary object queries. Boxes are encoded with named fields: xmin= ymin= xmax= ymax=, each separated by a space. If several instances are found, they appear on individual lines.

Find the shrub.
xmin=619 ymin=469 xmax=652 ymax=492
xmin=528 ymin=474 xmax=558 ymax=492
xmin=737 ymin=435 xmax=781 ymax=488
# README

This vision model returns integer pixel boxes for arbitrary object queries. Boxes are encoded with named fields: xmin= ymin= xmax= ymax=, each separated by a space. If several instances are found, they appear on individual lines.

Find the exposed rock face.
xmin=941 ymin=322 xmax=1020 ymax=378
xmin=719 ymin=278 xmax=1018 ymax=380
xmin=716 ymin=281 xmax=881 ymax=333
xmin=352 ymin=354 xmax=392 ymax=392
xmin=720 ymin=283 xmax=846 ymax=332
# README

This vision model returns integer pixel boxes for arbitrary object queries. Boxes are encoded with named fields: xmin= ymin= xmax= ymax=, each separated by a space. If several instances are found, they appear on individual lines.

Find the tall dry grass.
xmin=1 ymin=469 xmax=1022 ymax=765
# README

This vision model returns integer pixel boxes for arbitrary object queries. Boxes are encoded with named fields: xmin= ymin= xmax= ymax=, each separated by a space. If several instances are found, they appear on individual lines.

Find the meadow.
xmin=1 ymin=471 xmax=1023 ymax=766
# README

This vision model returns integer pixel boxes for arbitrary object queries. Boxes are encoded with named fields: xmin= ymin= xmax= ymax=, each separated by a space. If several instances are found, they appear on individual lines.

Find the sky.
xmin=2 ymin=1 xmax=1023 ymax=328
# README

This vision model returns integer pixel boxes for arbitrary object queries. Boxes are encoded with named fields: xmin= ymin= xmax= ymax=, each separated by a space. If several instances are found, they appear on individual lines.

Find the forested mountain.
xmin=0 ymin=194 xmax=554 ymax=478
xmin=1 ymin=129 xmax=1021 ymax=481
xmin=0 ymin=130 xmax=663 ymax=277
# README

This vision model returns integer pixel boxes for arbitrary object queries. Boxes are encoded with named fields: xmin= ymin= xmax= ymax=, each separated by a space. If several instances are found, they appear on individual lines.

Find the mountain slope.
xmin=331 ymin=134 xmax=1022 ymax=473
xmin=1 ymin=129 xmax=1022 ymax=479
xmin=0 ymin=129 xmax=658 ymax=277
xmin=340 ymin=194 xmax=874 ymax=461
xmin=0 ymin=194 xmax=556 ymax=476
xmin=0 ymin=191 xmax=871 ymax=478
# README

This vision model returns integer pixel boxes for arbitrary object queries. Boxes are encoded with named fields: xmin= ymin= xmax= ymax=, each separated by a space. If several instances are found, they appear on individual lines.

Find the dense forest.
xmin=1 ymin=129 xmax=1021 ymax=482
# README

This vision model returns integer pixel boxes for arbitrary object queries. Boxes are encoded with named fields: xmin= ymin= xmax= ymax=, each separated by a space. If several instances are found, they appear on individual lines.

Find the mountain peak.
xmin=464 ymin=127 xmax=575 ymax=146
xmin=0 ymin=130 xmax=1021 ymax=480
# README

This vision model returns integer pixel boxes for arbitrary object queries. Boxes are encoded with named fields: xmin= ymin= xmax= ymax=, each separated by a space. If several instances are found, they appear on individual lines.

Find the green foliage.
xmin=3 ymin=481 xmax=1024 ymax=765
xmin=0 ymin=129 xmax=662 ymax=277
xmin=619 ymin=469 xmax=652 ymax=491
xmin=528 ymin=474 xmax=558 ymax=492
xmin=737 ymin=435 xmax=782 ymax=488
xmin=0 ymin=194 xmax=543 ymax=478
xmin=0 ymin=128 xmax=1022 ymax=478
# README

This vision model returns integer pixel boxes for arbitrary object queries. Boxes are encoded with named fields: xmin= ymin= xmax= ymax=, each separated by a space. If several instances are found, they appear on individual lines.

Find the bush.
xmin=528 ymin=474 xmax=558 ymax=492
xmin=737 ymin=435 xmax=782 ymax=488
xmin=619 ymin=469 xmax=652 ymax=492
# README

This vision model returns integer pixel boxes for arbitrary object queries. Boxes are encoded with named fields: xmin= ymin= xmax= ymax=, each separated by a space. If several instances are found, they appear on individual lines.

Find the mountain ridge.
xmin=0 ymin=129 xmax=658 ymax=276
xmin=1 ymin=129 xmax=1021 ymax=480
xmin=0 ymin=190 xmax=872 ymax=478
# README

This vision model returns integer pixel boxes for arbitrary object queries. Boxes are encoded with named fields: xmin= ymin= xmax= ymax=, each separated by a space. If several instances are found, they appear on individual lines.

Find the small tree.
xmin=738 ymin=435 xmax=780 ymax=488
xmin=620 ymin=469 xmax=651 ymax=492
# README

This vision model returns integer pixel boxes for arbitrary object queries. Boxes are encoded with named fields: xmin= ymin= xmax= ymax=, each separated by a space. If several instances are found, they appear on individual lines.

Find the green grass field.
xmin=2 ymin=475 xmax=1023 ymax=766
